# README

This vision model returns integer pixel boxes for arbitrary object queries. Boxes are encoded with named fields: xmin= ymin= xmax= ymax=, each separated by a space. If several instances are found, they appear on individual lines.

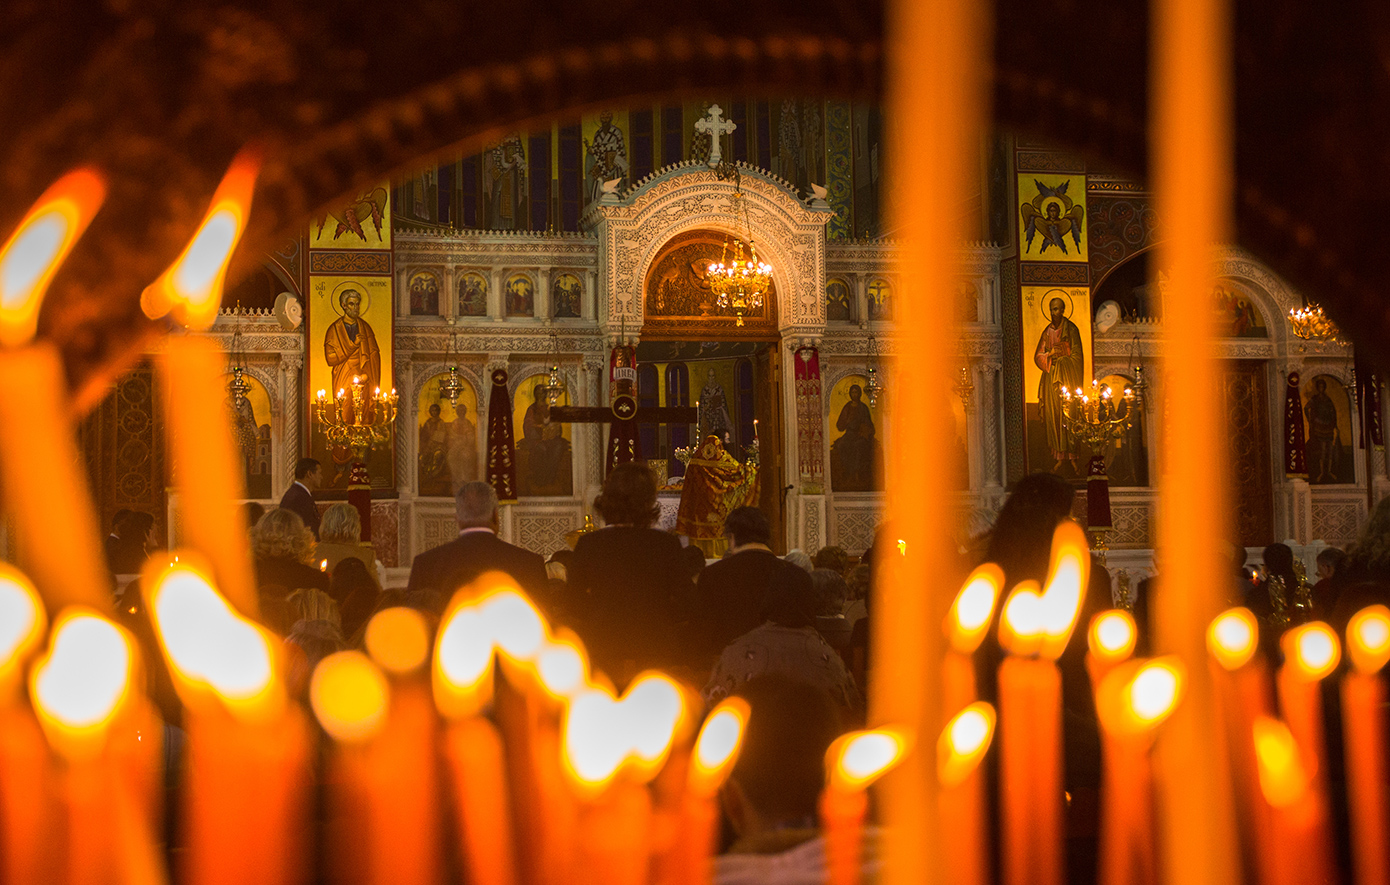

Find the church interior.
xmin=6 ymin=1 xmax=1390 ymax=884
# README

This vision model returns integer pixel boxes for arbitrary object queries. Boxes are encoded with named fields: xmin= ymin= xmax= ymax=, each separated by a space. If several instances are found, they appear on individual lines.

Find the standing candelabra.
xmin=314 ymin=375 xmax=399 ymax=454
xmin=1058 ymin=379 xmax=1140 ymax=454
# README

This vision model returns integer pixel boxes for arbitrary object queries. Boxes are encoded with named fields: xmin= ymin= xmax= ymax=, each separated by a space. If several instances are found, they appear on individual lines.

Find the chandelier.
xmin=314 ymin=376 xmax=399 ymax=452
xmin=708 ymin=184 xmax=772 ymax=327
xmin=1058 ymin=379 xmax=1140 ymax=453
xmin=438 ymin=319 xmax=463 ymax=406
xmin=546 ymin=331 xmax=567 ymax=405
xmin=1288 ymin=302 xmax=1341 ymax=343
xmin=225 ymin=305 xmax=251 ymax=406
xmin=952 ymin=366 xmax=974 ymax=408
xmin=865 ymin=334 xmax=884 ymax=408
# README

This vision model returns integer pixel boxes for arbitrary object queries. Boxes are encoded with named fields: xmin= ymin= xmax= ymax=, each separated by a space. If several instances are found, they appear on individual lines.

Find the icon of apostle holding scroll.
xmin=324 ymin=287 xmax=382 ymax=417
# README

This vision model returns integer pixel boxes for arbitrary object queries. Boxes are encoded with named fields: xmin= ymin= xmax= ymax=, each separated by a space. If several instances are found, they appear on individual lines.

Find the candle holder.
xmin=314 ymin=375 xmax=399 ymax=455
xmin=1058 ymin=379 xmax=1140 ymax=454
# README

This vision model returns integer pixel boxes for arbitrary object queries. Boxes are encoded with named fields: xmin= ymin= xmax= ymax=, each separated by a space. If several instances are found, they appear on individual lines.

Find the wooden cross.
xmin=548 ymin=394 xmax=698 ymax=468
xmin=694 ymin=104 xmax=737 ymax=167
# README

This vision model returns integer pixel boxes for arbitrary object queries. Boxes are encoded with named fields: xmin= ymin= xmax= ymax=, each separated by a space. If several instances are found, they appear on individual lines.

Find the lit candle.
xmin=0 ymin=566 xmax=55 ymax=885
xmin=1275 ymin=622 xmax=1340 ymax=881
xmin=937 ymin=702 xmax=995 ymax=885
xmin=943 ymin=564 xmax=1003 ymax=716
xmin=143 ymin=557 xmax=310 ymax=885
xmin=1252 ymin=716 xmax=1323 ymax=885
xmin=0 ymin=169 xmax=110 ymax=612
xmin=668 ymin=697 xmax=749 ymax=885
xmin=1342 ymin=605 xmax=1390 ymax=885
xmin=142 ymin=150 xmax=262 ymax=616
xmin=1093 ymin=657 xmax=1186 ymax=885
xmin=1087 ymin=610 xmax=1138 ymax=688
xmin=997 ymin=520 xmax=1088 ymax=885
xmin=821 ymin=727 xmax=911 ymax=885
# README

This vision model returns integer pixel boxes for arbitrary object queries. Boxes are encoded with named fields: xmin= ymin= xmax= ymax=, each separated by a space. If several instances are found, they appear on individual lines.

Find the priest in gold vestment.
xmin=676 ymin=435 xmax=760 ymax=557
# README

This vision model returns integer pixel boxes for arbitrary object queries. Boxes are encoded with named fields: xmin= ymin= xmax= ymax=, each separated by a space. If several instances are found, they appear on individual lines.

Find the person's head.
xmin=808 ymin=568 xmax=849 ymax=616
xmin=847 ymin=563 xmax=872 ymax=602
xmin=1315 ymin=378 xmax=1328 ymax=394
xmin=339 ymin=289 xmax=363 ymax=321
xmin=252 ymin=508 xmax=316 ymax=564
xmin=848 ymin=384 xmax=862 ymax=402
xmin=1316 ymin=546 xmax=1346 ymax=581
xmin=1262 ymin=543 xmax=1295 ymax=581
xmin=724 ymin=506 xmax=771 ymax=548
xmin=295 ymin=457 xmax=322 ymax=489
xmin=534 ymin=382 xmax=547 ymax=400
xmin=286 ymin=587 xmax=341 ymax=628
xmin=111 ymin=508 xmax=132 ymax=536
xmin=455 ymin=481 xmax=499 ymax=531
xmin=1049 ymin=296 xmax=1066 ymax=325
xmin=1046 ymin=202 xmax=1061 ymax=220
xmin=985 ymin=472 xmax=1076 ymax=585
xmin=600 ymin=110 xmax=613 ymax=125
xmin=683 ymin=543 xmax=707 ymax=577
xmin=330 ymin=557 xmax=376 ymax=612
xmin=812 ymin=545 xmax=850 ymax=576
xmin=320 ymin=503 xmax=363 ymax=545
xmin=783 ymin=549 xmax=814 ymax=573
xmin=594 ymin=462 xmax=660 ymax=528
xmin=548 ymin=548 xmax=575 ymax=568
xmin=242 ymin=501 xmax=266 ymax=531
xmin=429 ymin=403 xmax=441 ymax=419
xmin=122 ymin=511 xmax=155 ymax=546
xmin=721 ymin=676 xmax=844 ymax=838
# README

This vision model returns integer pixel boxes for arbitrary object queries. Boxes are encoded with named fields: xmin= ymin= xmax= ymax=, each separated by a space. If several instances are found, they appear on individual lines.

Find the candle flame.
xmin=1088 ymin=610 xmax=1137 ymax=664
xmin=30 ymin=610 xmax=132 ymax=755
xmin=0 ymin=564 xmax=46 ymax=680
xmin=998 ymin=581 xmax=1044 ymax=656
xmin=536 ymin=636 xmax=589 ymax=700
xmin=623 ymin=672 xmax=686 ymax=770
xmin=1282 ymin=621 xmax=1340 ymax=681
xmin=1252 ymin=716 xmax=1310 ymax=808
xmin=364 ymin=606 xmax=431 ymax=675
xmin=945 ymin=564 xmax=1003 ymax=654
xmin=1347 ymin=605 xmax=1390 ymax=675
xmin=145 ymin=561 xmax=280 ymax=718
xmin=1038 ymin=520 xmax=1089 ymax=660
xmin=689 ymin=697 xmax=750 ymax=796
xmin=481 ymin=587 xmax=547 ymax=662
xmin=0 ymin=168 xmax=106 ymax=348
xmin=563 ymin=686 xmax=628 ymax=789
xmin=827 ymin=727 xmax=911 ymax=792
xmin=562 ymin=673 xmax=686 ymax=791
xmin=1126 ymin=657 xmax=1184 ymax=725
xmin=310 ymin=651 xmax=390 ymax=743
xmin=1207 ymin=607 xmax=1259 ymax=671
xmin=433 ymin=598 xmax=494 ymax=719
xmin=937 ymin=702 xmax=996 ymax=787
xmin=140 ymin=149 xmax=260 ymax=331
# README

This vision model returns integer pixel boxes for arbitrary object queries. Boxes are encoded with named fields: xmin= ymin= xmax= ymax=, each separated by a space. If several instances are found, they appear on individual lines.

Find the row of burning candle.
xmin=0 ymin=556 xmax=920 ymax=885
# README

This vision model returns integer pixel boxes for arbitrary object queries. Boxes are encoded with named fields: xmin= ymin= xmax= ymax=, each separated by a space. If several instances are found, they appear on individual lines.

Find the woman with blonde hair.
xmin=252 ymin=508 xmax=332 ymax=631
xmin=314 ymin=503 xmax=381 ymax=595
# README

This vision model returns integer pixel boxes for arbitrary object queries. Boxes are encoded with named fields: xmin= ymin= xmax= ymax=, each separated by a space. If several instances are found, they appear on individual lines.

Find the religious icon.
xmin=1304 ymin=375 xmax=1353 ymax=484
xmin=867 ymin=278 xmax=893 ymax=321
xmin=458 ymin=271 xmax=488 ymax=317
xmin=584 ymin=110 xmax=628 ymax=205
xmin=829 ymin=376 xmax=882 ymax=492
xmin=826 ymin=278 xmax=853 ymax=322
xmin=514 ymin=376 xmax=573 ymax=497
xmin=417 ymin=373 xmax=479 ymax=497
xmin=484 ymin=135 xmax=527 ymax=230
xmin=1032 ymin=290 xmax=1086 ymax=472
xmin=1213 ymin=285 xmax=1268 ymax=337
xmin=1017 ymin=174 xmax=1087 ymax=262
xmin=323 ymin=283 xmax=383 ymax=404
xmin=312 ymin=186 xmax=390 ymax=248
xmin=504 ymin=273 xmax=535 ymax=317
xmin=698 ymin=367 xmax=736 ymax=443
xmin=221 ymin=372 xmax=273 ymax=499
xmin=552 ymin=273 xmax=582 ymax=318
xmin=408 ymin=270 xmax=440 ymax=316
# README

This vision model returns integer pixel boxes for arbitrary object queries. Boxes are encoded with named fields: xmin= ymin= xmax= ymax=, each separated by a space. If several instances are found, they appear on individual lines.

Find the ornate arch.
xmin=590 ymin=163 xmax=833 ymax=337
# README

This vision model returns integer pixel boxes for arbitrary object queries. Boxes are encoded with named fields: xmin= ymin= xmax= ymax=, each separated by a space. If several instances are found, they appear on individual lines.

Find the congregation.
xmin=97 ymin=463 xmax=1390 ymax=884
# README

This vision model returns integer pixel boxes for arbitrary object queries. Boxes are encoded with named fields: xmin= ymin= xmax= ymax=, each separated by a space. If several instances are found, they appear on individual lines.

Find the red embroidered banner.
xmin=1284 ymin=371 xmax=1308 ymax=478
xmin=347 ymin=462 xmax=372 ymax=540
xmin=607 ymin=344 xmax=639 ymax=471
xmin=1086 ymin=453 xmax=1112 ymax=529
xmin=487 ymin=368 xmax=518 ymax=502
xmin=1357 ymin=359 xmax=1384 ymax=451
xmin=793 ymin=347 xmax=825 ymax=489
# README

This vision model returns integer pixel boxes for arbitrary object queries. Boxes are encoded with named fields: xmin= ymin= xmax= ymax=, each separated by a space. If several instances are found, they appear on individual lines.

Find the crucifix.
xmin=695 ymin=104 xmax=737 ymax=168
xmin=548 ymin=393 xmax=698 ymax=471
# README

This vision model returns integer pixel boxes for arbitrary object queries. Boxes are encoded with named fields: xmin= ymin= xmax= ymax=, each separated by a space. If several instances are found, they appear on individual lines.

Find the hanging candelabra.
xmin=1058 ymin=379 xmax=1140 ymax=454
xmin=314 ymin=376 xmax=399 ymax=452
xmin=1288 ymin=301 xmax=1341 ymax=343
xmin=952 ymin=366 xmax=974 ymax=409
xmin=438 ymin=319 xmax=464 ymax=406
xmin=225 ymin=304 xmax=251 ymax=406
xmin=546 ymin=331 xmax=567 ymax=406
xmin=865 ymin=334 xmax=884 ymax=408
xmin=707 ymin=175 xmax=772 ymax=327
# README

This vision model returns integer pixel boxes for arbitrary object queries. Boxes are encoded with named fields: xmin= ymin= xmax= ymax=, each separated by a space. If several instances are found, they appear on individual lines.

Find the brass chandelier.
xmin=314 ymin=377 xmax=399 ymax=453
xmin=708 ymin=180 xmax=772 ymax=327
xmin=1058 ymin=379 xmax=1140 ymax=453
xmin=1288 ymin=302 xmax=1340 ymax=343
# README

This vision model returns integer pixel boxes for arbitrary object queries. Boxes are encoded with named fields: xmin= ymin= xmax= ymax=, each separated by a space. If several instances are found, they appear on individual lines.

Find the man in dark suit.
xmin=279 ymin=458 xmax=323 ymax=539
xmin=406 ymin=480 xmax=548 ymax=611
xmin=694 ymin=506 xmax=813 ymax=658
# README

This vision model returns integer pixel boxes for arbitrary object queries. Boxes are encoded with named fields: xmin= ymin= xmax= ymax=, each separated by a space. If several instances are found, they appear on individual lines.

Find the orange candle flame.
xmin=563 ymin=685 xmax=628 ymax=792
xmin=29 ymin=609 xmax=133 ymax=757
xmin=1281 ymin=622 xmax=1341 ymax=682
xmin=481 ymin=588 xmax=547 ymax=663
xmin=433 ymin=598 xmax=494 ymax=719
xmin=827 ymin=727 xmax=912 ymax=793
xmin=1207 ymin=606 xmax=1259 ymax=671
xmin=140 ymin=149 xmax=260 ymax=331
xmin=364 ymin=606 xmax=431 ymax=675
xmin=998 ymin=581 xmax=1045 ymax=657
xmin=0 ymin=168 xmax=106 ymax=348
xmin=310 ymin=650 xmax=390 ymax=743
xmin=145 ymin=559 xmax=281 ymax=719
xmin=1096 ymin=657 xmax=1187 ymax=737
xmin=536 ymin=636 xmax=590 ymax=700
xmin=1253 ymin=716 xmax=1311 ymax=808
xmin=1088 ymin=610 xmax=1138 ymax=665
xmin=620 ymin=672 xmax=686 ymax=771
xmin=937 ymin=701 xmax=996 ymax=788
xmin=689 ymin=697 xmax=750 ymax=797
xmin=1038 ymin=521 xmax=1090 ymax=660
xmin=0 ymin=564 xmax=46 ymax=682
xmin=945 ymin=564 xmax=1004 ymax=654
xmin=1346 ymin=605 xmax=1390 ymax=675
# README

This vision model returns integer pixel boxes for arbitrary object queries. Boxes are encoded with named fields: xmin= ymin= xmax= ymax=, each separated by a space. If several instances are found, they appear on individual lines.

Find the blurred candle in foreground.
xmin=1087 ymin=610 xmax=1138 ymax=687
xmin=1342 ymin=605 xmax=1390 ymax=885
xmin=943 ymin=565 xmax=1003 ymax=715
xmin=1252 ymin=716 xmax=1322 ymax=885
xmin=1277 ymin=623 xmax=1339 ymax=794
xmin=144 ymin=558 xmax=308 ymax=885
xmin=0 ymin=566 xmax=54 ymax=885
xmin=144 ymin=149 xmax=262 ymax=617
xmin=937 ymin=703 xmax=995 ymax=885
xmin=821 ymin=727 xmax=911 ymax=885
xmin=0 ymin=169 xmax=110 ymax=612
xmin=1094 ymin=657 xmax=1186 ymax=885
xmin=674 ymin=697 xmax=749 ymax=885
